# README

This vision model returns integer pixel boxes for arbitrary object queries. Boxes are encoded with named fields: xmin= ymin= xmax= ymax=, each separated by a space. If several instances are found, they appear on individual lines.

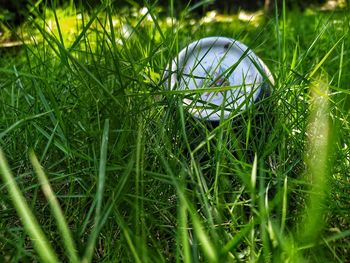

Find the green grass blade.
xmin=308 ymin=37 xmax=344 ymax=79
xmin=176 ymin=186 xmax=218 ymax=262
xmin=0 ymin=111 xmax=53 ymax=140
xmin=337 ymin=40 xmax=344 ymax=88
xmin=0 ymin=149 xmax=59 ymax=263
xmin=82 ymin=119 xmax=109 ymax=263
xmin=114 ymin=211 xmax=142 ymax=263
xmin=281 ymin=176 xmax=288 ymax=233
xmin=178 ymin=202 xmax=191 ymax=263
xmin=135 ymin=122 xmax=147 ymax=261
xmin=32 ymin=21 xmax=122 ymax=107
xmin=190 ymin=211 xmax=218 ymax=262
xmin=290 ymin=43 xmax=298 ymax=72
xmin=221 ymin=223 xmax=254 ymax=255
xmin=30 ymin=151 xmax=79 ymax=263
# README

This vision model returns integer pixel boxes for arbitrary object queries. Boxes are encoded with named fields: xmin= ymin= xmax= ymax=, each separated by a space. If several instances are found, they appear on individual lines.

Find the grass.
xmin=0 ymin=1 xmax=350 ymax=262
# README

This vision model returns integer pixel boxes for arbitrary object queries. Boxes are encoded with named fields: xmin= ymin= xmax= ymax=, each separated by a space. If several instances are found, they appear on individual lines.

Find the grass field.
xmin=0 ymin=1 xmax=350 ymax=262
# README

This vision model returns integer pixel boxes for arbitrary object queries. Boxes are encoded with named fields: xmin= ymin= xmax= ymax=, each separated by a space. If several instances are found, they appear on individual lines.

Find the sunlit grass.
xmin=0 ymin=1 xmax=350 ymax=262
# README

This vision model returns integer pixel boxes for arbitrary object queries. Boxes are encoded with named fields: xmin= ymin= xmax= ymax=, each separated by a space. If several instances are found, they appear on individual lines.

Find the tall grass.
xmin=0 ymin=1 xmax=349 ymax=262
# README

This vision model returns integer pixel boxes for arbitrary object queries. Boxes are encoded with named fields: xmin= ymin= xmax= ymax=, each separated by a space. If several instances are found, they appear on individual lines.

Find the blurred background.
xmin=0 ymin=0 xmax=346 ymax=28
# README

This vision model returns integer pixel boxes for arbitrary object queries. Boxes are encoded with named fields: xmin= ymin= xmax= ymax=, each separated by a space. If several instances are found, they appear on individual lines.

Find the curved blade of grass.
xmin=0 ymin=110 xmax=53 ymax=140
xmin=30 ymin=151 xmax=79 ymax=263
xmin=0 ymin=149 xmax=59 ymax=263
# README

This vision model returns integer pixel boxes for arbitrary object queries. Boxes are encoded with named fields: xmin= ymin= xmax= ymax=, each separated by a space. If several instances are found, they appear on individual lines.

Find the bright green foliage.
xmin=0 ymin=1 xmax=349 ymax=262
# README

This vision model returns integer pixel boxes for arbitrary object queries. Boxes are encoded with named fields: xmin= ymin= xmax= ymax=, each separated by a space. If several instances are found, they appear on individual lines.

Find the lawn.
xmin=0 ymin=1 xmax=349 ymax=262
